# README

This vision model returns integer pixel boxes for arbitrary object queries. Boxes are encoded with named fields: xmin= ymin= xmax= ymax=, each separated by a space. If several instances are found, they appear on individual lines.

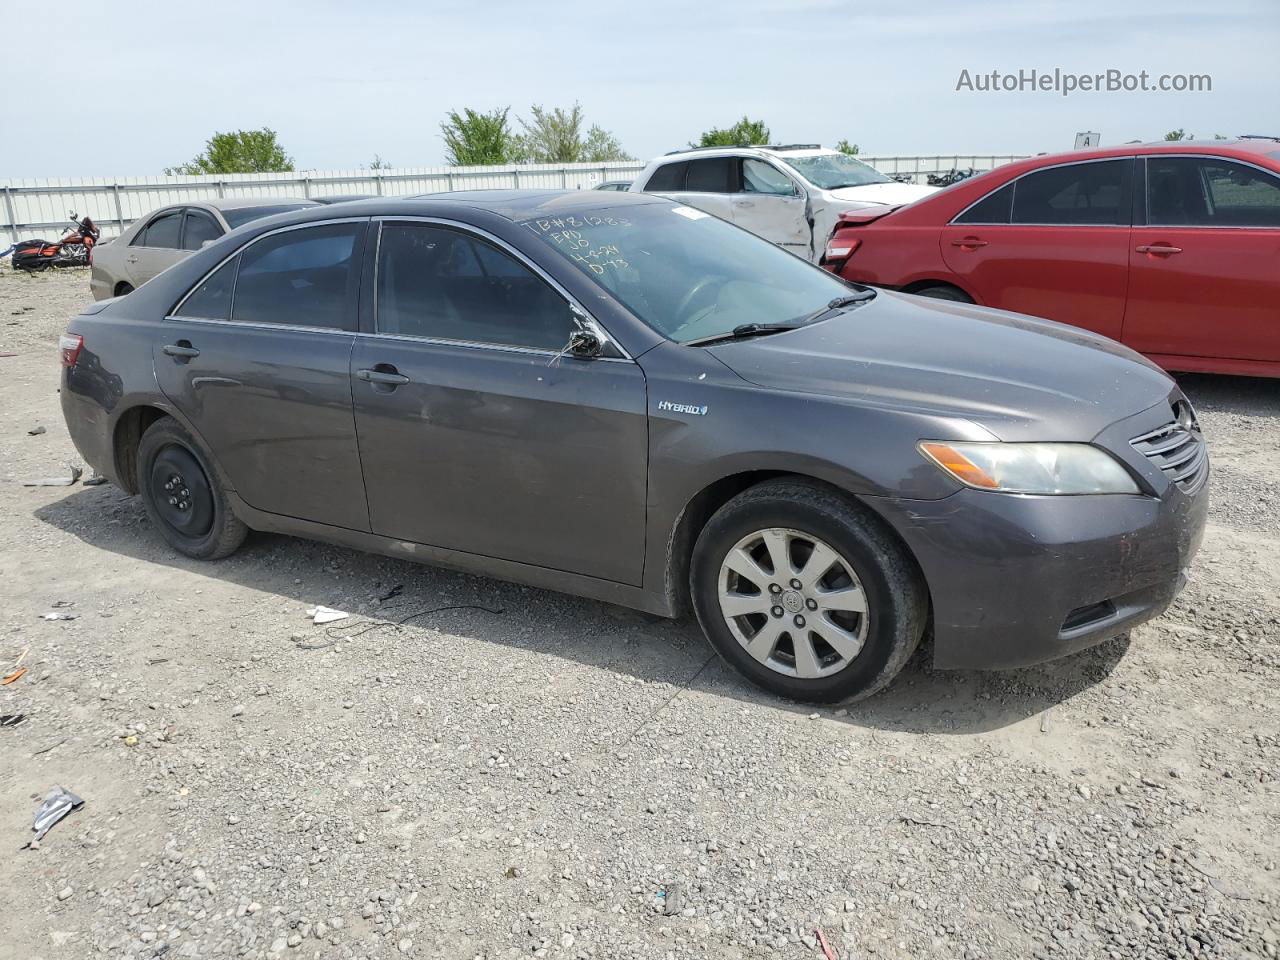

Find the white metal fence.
xmin=1 ymin=155 xmax=1025 ymax=243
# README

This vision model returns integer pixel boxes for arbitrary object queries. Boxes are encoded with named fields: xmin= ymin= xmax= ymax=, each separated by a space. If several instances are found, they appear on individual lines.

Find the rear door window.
xmin=1011 ymin=160 xmax=1128 ymax=225
xmin=644 ymin=161 xmax=688 ymax=192
xmin=231 ymin=222 xmax=364 ymax=330
xmin=182 ymin=210 xmax=223 ymax=250
xmin=684 ymin=158 xmax=734 ymax=193
xmin=376 ymin=223 xmax=574 ymax=351
xmin=1147 ymin=156 xmax=1280 ymax=227
xmin=135 ymin=211 xmax=183 ymax=248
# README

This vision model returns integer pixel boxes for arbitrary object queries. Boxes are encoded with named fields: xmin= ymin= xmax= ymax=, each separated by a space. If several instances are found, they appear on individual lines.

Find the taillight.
xmin=59 ymin=333 xmax=84 ymax=367
xmin=823 ymin=235 xmax=862 ymax=269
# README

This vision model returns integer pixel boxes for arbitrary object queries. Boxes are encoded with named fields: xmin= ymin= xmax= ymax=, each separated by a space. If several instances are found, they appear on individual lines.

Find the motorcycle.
xmin=6 ymin=212 xmax=101 ymax=271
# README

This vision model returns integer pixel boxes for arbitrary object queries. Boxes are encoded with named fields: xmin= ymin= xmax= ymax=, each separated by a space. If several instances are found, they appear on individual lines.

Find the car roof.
xmin=1009 ymin=138 xmax=1280 ymax=168
xmin=654 ymin=145 xmax=841 ymax=163
xmin=192 ymin=197 xmax=318 ymax=211
xmin=403 ymin=189 xmax=669 ymax=220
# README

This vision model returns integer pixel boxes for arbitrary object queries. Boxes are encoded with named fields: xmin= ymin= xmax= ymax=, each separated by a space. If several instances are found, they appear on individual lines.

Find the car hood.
xmin=706 ymin=292 xmax=1176 ymax=441
xmin=826 ymin=182 xmax=937 ymax=206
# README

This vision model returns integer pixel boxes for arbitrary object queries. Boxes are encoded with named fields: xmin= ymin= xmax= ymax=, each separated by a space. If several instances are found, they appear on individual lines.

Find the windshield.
xmin=782 ymin=154 xmax=891 ymax=190
xmin=222 ymin=203 xmax=316 ymax=229
xmin=523 ymin=202 xmax=858 ymax=343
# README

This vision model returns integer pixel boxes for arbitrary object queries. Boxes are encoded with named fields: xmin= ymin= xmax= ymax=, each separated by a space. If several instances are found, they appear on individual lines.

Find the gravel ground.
xmin=1 ymin=267 xmax=1278 ymax=960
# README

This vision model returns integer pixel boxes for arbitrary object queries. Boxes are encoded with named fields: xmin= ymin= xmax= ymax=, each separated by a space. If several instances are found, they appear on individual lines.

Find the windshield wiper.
xmin=685 ymin=322 xmax=804 ymax=347
xmin=796 ymin=290 xmax=877 ymax=325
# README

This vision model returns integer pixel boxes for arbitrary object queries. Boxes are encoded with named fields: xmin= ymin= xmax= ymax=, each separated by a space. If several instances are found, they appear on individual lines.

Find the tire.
xmin=115 ymin=282 xmax=134 ymax=297
xmin=136 ymin=417 xmax=247 ymax=560
xmin=911 ymin=284 xmax=973 ymax=303
xmin=690 ymin=479 xmax=927 ymax=703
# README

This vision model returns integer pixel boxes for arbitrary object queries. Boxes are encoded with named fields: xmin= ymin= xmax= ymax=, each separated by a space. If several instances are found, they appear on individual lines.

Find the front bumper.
xmin=865 ymin=397 xmax=1208 ymax=670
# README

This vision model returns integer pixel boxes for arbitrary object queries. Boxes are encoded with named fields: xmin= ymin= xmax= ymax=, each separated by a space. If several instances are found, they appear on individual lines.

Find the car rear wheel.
xmin=911 ymin=284 xmax=973 ymax=303
xmin=137 ymin=417 xmax=247 ymax=560
xmin=690 ymin=479 xmax=927 ymax=703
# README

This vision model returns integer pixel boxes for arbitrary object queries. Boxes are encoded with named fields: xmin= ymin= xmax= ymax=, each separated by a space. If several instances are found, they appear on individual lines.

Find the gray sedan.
xmin=59 ymin=190 xmax=1207 ymax=702
xmin=89 ymin=197 xmax=317 ymax=300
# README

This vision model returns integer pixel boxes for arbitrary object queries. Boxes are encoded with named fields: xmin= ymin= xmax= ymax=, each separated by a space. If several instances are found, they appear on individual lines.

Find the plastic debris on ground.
xmin=306 ymin=605 xmax=349 ymax=625
xmin=27 ymin=425 xmax=46 ymax=436
xmin=23 ymin=464 xmax=82 ymax=487
xmin=82 ymin=471 xmax=107 ymax=486
xmin=1 ymin=667 xmax=26 ymax=685
xmin=30 ymin=786 xmax=84 ymax=845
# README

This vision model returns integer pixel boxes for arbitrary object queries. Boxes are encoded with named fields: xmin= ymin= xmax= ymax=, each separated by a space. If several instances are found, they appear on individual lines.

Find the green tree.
xmin=835 ymin=139 xmax=860 ymax=155
xmin=693 ymin=117 xmax=770 ymax=148
xmin=513 ymin=103 xmax=632 ymax=163
xmin=440 ymin=107 xmax=519 ymax=165
xmin=1164 ymin=128 xmax=1192 ymax=141
xmin=167 ymin=128 xmax=294 ymax=175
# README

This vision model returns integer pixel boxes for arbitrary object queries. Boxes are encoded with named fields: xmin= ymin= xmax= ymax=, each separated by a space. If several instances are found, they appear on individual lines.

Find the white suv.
xmin=629 ymin=145 xmax=936 ymax=262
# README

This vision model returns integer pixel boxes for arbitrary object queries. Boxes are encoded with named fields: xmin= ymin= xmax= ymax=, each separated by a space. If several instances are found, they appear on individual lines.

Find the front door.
xmin=350 ymin=220 xmax=649 ymax=585
xmin=940 ymin=157 xmax=1133 ymax=340
xmin=1124 ymin=155 xmax=1280 ymax=363
xmin=731 ymin=158 xmax=810 ymax=256
xmin=155 ymin=220 xmax=370 ymax=531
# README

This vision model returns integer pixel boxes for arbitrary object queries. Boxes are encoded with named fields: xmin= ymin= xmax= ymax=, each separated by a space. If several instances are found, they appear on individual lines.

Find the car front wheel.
xmin=137 ymin=417 xmax=247 ymax=560
xmin=690 ymin=479 xmax=927 ymax=703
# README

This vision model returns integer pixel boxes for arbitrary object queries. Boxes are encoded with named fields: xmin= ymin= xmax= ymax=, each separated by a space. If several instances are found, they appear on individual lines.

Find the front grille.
xmin=1130 ymin=400 xmax=1208 ymax=494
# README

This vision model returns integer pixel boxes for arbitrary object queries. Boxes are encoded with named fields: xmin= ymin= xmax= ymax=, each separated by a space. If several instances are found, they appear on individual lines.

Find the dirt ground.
xmin=1 ymin=267 xmax=1277 ymax=960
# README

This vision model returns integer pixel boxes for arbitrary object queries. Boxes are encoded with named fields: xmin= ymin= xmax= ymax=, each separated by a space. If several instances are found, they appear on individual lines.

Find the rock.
xmin=56 ymin=886 xmax=73 ymax=901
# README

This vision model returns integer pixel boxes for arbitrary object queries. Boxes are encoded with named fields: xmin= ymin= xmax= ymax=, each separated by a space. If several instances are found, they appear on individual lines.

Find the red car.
xmin=822 ymin=138 xmax=1280 ymax=378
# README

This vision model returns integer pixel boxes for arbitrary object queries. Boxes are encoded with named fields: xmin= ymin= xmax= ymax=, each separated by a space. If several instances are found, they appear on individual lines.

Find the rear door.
xmin=350 ymin=219 xmax=649 ymax=585
xmin=155 ymin=219 xmax=370 ymax=530
xmin=1124 ymin=155 xmax=1280 ymax=362
xmin=939 ymin=158 xmax=1133 ymax=340
xmin=731 ymin=158 xmax=810 ymax=255
xmin=127 ymin=208 xmax=188 ymax=286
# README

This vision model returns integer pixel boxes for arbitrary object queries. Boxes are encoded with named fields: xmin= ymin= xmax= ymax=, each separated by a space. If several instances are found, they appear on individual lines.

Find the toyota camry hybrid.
xmin=58 ymin=190 xmax=1207 ymax=702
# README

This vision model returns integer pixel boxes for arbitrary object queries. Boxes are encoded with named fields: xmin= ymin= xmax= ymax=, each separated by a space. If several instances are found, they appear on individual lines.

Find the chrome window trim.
xmin=354 ymin=329 xmax=632 ymax=363
xmin=1142 ymin=154 xmax=1280 ymax=229
xmin=949 ymin=156 xmax=1133 ymax=227
xmin=168 ymin=216 xmax=372 ymax=325
xmin=370 ymin=215 xmax=633 ymax=361
xmin=159 ymin=315 xmax=354 ymax=337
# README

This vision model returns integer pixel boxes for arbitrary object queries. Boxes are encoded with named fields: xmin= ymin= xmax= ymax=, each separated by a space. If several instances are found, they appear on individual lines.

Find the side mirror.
xmin=567 ymin=329 xmax=602 ymax=359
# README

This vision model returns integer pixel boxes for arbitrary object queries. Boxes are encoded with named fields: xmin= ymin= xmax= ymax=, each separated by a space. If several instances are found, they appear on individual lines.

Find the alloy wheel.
xmin=717 ymin=527 xmax=868 ymax=679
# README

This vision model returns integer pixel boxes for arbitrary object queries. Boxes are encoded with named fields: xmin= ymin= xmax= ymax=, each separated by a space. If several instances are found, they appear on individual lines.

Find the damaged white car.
xmin=631 ymin=145 xmax=935 ymax=262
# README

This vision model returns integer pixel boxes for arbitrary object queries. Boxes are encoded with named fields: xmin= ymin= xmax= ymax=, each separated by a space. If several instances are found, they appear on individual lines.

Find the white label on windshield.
xmin=671 ymin=205 xmax=709 ymax=220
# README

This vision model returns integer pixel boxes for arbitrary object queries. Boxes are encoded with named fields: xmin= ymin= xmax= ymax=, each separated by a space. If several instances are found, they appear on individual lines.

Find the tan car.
xmin=90 ymin=198 xmax=317 ymax=300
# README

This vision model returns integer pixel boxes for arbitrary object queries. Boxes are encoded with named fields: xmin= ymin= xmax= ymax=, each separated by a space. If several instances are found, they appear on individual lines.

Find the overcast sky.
xmin=4 ymin=0 xmax=1276 ymax=178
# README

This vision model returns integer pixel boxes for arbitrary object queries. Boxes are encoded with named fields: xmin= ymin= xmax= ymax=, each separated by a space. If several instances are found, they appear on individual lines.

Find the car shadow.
xmin=1177 ymin=373 xmax=1280 ymax=419
xmin=34 ymin=487 xmax=1128 ymax=737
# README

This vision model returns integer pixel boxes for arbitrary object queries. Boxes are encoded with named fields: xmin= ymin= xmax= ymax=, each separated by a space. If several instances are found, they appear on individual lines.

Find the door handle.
xmin=126 ymin=255 xmax=138 ymax=263
xmin=950 ymin=237 xmax=989 ymax=248
xmin=1135 ymin=244 xmax=1183 ymax=256
xmin=735 ymin=199 xmax=755 ymax=207
xmin=162 ymin=342 xmax=200 ymax=359
xmin=356 ymin=367 xmax=410 ymax=386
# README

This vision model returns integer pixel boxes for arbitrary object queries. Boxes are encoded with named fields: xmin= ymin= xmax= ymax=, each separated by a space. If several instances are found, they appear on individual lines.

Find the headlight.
xmin=918 ymin=441 xmax=1140 ymax=495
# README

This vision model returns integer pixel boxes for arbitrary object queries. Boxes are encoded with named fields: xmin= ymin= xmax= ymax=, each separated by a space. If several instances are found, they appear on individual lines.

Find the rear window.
xmin=222 ymin=203 xmax=315 ymax=229
xmin=644 ymin=161 xmax=688 ymax=192
xmin=685 ymin=158 xmax=734 ymax=193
